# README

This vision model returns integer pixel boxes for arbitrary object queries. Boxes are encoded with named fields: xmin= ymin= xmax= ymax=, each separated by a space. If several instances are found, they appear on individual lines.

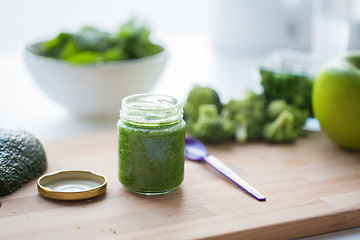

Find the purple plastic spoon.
xmin=184 ymin=137 xmax=266 ymax=201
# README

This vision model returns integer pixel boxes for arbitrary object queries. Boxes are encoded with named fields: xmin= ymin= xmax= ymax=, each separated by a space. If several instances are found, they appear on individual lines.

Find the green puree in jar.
xmin=118 ymin=93 xmax=186 ymax=195
xmin=118 ymin=94 xmax=185 ymax=195
xmin=118 ymin=120 xmax=185 ymax=194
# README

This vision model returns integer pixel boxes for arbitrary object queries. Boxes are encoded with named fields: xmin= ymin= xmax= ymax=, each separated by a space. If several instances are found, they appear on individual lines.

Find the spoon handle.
xmin=204 ymin=155 xmax=266 ymax=201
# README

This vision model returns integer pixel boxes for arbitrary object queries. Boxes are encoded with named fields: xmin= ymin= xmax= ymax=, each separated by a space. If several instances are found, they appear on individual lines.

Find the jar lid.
xmin=37 ymin=170 xmax=107 ymax=200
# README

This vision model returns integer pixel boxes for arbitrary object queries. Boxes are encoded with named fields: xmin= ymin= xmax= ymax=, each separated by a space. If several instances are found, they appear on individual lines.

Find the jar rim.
xmin=122 ymin=93 xmax=181 ymax=111
xmin=120 ymin=93 xmax=183 ymax=125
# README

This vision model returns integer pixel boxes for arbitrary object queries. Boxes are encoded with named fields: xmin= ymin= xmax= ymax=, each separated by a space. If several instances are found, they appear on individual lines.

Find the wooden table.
xmin=1 ymin=131 xmax=360 ymax=239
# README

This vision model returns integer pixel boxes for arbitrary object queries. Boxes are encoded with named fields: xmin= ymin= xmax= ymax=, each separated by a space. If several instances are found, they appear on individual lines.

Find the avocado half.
xmin=0 ymin=128 xmax=47 ymax=196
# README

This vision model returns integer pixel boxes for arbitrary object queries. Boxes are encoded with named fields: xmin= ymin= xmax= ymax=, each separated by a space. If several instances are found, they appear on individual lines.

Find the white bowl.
xmin=23 ymin=41 xmax=167 ymax=118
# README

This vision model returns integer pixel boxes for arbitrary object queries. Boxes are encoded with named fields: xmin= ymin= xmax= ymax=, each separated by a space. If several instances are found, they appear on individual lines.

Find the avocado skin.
xmin=0 ymin=129 xmax=47 ymax=196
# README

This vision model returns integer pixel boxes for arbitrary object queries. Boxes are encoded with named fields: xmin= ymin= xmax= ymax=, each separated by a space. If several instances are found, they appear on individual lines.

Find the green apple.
xmin=312 ymin=51 xmax=360 ymax=150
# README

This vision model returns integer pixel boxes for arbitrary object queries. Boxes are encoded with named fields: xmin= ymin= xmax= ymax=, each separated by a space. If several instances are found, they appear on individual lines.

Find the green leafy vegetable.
xmin=37 ymin=19 xmax=163 ymax=64
xmin=260 ymin=66 xmax=314 ymax=115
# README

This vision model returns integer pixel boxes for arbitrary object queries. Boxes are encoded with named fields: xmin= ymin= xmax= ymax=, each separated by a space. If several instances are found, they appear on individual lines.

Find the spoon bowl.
xmin=185 ymin=138 xmax=208 ymax=161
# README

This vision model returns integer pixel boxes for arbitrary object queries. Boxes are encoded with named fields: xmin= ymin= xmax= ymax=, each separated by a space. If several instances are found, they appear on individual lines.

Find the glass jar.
xmin=117 ymin=93 xmax=186 ymax=195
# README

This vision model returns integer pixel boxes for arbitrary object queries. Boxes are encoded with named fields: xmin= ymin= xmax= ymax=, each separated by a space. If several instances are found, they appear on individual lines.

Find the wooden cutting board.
xmin=1 ymin=131 xmax=360 ymax=240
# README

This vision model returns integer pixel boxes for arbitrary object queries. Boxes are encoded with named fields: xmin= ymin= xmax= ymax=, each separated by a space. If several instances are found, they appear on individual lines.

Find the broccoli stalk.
xmin=232 ymin=112 xmax=249 ymax=144
xmin=188 ymin=104 xmax=234 ymax=143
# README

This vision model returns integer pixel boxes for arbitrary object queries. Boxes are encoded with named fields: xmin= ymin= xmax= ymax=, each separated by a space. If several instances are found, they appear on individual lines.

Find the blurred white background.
xmin=1 ymin=1 xmax=360 ymax=238
xmin=2 ymin=0 xmax=360 ymax=55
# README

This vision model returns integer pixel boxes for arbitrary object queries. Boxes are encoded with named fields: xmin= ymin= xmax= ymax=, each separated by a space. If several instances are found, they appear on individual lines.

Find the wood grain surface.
xmin=1 ymin=131 xmax=360 ymax=240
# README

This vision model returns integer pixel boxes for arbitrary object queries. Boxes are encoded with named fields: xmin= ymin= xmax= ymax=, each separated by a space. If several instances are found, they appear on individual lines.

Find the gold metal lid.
xmin=37 ymin=170 xmax=107 ymax=200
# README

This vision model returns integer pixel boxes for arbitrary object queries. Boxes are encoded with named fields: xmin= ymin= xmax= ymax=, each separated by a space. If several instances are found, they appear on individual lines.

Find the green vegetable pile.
xmin=260 ymin=66 xmax=314 ymax=115
xmin=184 ymin=68 xmax=313 ymax=144
xmin=36 ymin=19 xmax=163 ymax=64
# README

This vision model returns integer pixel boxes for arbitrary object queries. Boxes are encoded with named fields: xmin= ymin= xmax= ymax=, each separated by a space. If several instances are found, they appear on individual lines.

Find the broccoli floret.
xmin=263 ymin=110 xmax=298 ymax=143
xmin=267 ymin=99 xmax=309 ymax=129
xmin=183 ymin=86 xmax=222 ymax=123
xmin=188 ymin=104 xmax=234 ymax=143
xmin=263 ymin=100 xmax=309 ymax=143
xmin=222 ymin=91 xmax=265 ymax=143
